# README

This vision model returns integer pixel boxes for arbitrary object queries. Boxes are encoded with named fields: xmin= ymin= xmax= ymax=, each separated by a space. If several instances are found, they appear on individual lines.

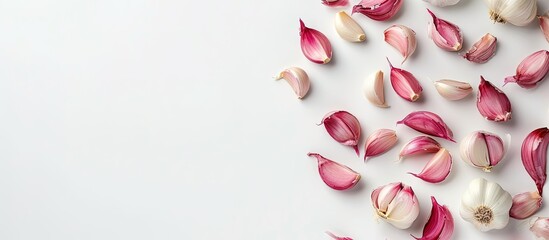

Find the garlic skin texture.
xmin=460 ymin=131 xmax=505 ymax=172
xmin=371 ymin=182 xmax=420 ymax=229
xmin=463 ymin=33 xmax=497 ymax=64
xmin=477 ymin=76 xmax=512 ymax=122
xmin=308 ymin=153 xmax=361 ymax=190
xmin=434 ymin=79 xmax=473 ymax=101
xmin=423 ymin=0 xmax=460 ymax=7
xmin=384 ymin=25 xmax=416 ymax=64
xmin=363 ymin=70 xmax=389 ymax=108
xmin=387 ymin=58 xmax=423 ymax=102
xmin=483 ymin=0 xmax=537 ymax=26
xmin=334 ymin=11 xmax=366 ymax=42
xmin=509 ymin=191 xmax=542 ymax=220
xmin=460 ymin=178 xmax=512 ymax=232
xmin=427 ymin=9 xmax=463 ymax=51
xmin=299 ymin=19 xmax=333 ymax=64
xmin=320 ymin=111 xmax=362 ymax=155
xmin=531 ymin=217 xmax=549 ymax=239
xmin=521 ymin=127 xmax=549 ymax=195
xmin=322 ymin=0 xmax=348 ymax=7
xmin=409 ymin=148 xmax=452 ymax=183
xmin=363 ymin=129 xmax=398 ymax=161
xmin=504 ymin=50 xmax=549 ymax=89
xmin=540 ymin=13 xmax=549 ymax=43
xmin=275 ymin=67 xmax=310 ymax=99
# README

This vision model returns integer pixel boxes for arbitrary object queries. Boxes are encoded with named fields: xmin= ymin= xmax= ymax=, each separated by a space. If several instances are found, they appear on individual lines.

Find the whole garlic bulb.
xmin=483 ymin=0 xmax=537 ymax=26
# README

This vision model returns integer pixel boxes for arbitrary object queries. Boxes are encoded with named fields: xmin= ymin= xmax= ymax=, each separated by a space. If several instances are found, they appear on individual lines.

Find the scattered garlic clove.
xmin=397 ymin=111 xmax=455 ymax=142
xmin=384 ymin=25 xmax=417 ymax=64
xmin=412 ymin=196 xmax=454 ymax=240
xmin=371 ymin=182 xmax=420 ymax=229
xmin=275 ymin=67 xmax=310 ymax=99
xmin=334 ymin=11 xmax=366 ymax=42
xmin=521 ymin=127 xmax=549 ymax=195
xmin=477 ymin=76 xmax=512 ymax=122
xmin=540 ymin=13 xmax=549 ymax=43
xmin=326 ymin=231 xmax=353 ymax=240
xmin=460 ymin=178 xmax=512 ymax=232
xmin=352 ymin=0 xmax=403 ymax=21
xmin=387 ymin=58 xmax=423 ymax=102
xmin=504 ymin=50 xmax=549 ymax=89
xmin=322 ymin=0 xmax=349 ymax=7
xmin=427 ymin=9 xmax=463 ymax=51
xmin=423 ymin=0 xmax=460 ymax=7
xmin=307 ymin=153 xmax=361 ymax=190
xmin=530 ymin=217 xmax=549 ymax=239
xmin=409 ymin=148 xmax=452 ymax=183
xmin=364 ymin=129 xmax=398 ymax=161
xmin=510 ymin=191 xmax=542 ymax=220
xmin=460 ymin=131 xmax=505 ymax=172
xmin=320 ymin=111 xmax=362 ymax=155
xmin=463 ymin=33 xmax=497 ymax=64
xmin=434 ymin=79 xmax=473 ymax=101
xmin=299 ymin=19 xmax=333 ymax=64
xmin=399 ymin=136 xmax=441 ymax=160
xmin=484 ymin=0 xmax=537 ymax=26
xmin=363 ymin=70 xmax=389 ymax=108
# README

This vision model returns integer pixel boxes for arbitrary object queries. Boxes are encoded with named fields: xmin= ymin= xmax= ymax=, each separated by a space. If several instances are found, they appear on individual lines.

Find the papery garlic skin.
xmin=521 ymin=127 xmax=549 ymax=195
xmin=531 ymin=217 xmax=549 ymax=239
xmin=320 ymin=111 xmax=362 ymax=155
xmin=352 ymin=0 xmax=403 ymax=21
xmin=322 ymin=0 xmax=349 ymax=7
xmin=413 ymin=196 xmax=454 ymax=240
xmin=371 ymin=182 xmax=420 ymax=229
xmin=335 ymin=11 xmax=366 ymax=42
xmin=460 ymin=178 xmax=512 ymax=232
xmin=299 ymin=19 xmax=333 ymax=64
xmin=464 ymin=33 xmax=497 ymax=64
xmin=504 ymin=50 xmax=549 ymax=89
xmin=423 ymin=0 xmax=460 ymax=7
xmin=363 ymin=70 xmax=389 ymax=108
xmin=427 ymin=9 xmax=463 ymax=51
xmin=409 ymin=148 xmax=452 ymax=183
xmin=510 ymin=191 xmax=542 ymax=220
xmin=275 ymin=67 xmax=310 ymax=99
xmin=483 ymin=0 xmax=537 ymax=26
xmin=384 ymin=25 xmax=416 ymax=64
xmin=397 ymin=111 xmax=455 ymax=142
xmin=540 ymin=13 xmax=549 ymax=43
xmin=308 ymin=153 xmax=361 ymax=190
xmin=387 ymin=58 xmax=423 ymax=102
xmin=364 ymin=129 xmax=398 ymax=161
xmin=399 ymin=136 xmax=441 ymax=160
xmin=434 ymin=79 xmax=473 ymax=101
xmin=477 ymin=76 xmax=512 ymax=122
xmin=460 ymin=131 xmax=505 ymax=172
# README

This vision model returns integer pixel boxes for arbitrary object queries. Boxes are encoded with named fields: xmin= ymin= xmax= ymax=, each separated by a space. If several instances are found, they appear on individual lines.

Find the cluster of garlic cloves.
xmin=322 ymin=0 xmax=348 ymax=7
xmin=399 ymin=136 xmax=442 ymax=160
xmin=335 ymin=11 xmax=366 ymax=42
xmin=371 ymin=182 xmax=420 ymax=229
xmin=364 ymin=129 xmax=398 ymax=161
xmin=363 ymin=70 xmax=389 ymax=108
xmin=397 ymin=111 xmax=455 ymax=142
xmin=434 ymin=79 xmax=472 ymax=100
xmin=510 ymin=191 xmax=542 ymax=219
xmin=521 ymin=127 xmax=549 ymax=195
xmin=276 ymin=67 xmax=310 ymax=99
xmin=460 ymin=131 xmax=506 ymax=172
xmin=308 ymin=153 xmax=361 ymax=190
xmin=352 ymin=0 xmax=403 ymax=21
xmin=387 ymin=58 xmax=423 ymax=102
xmin=409 ymin=148 xmax=452 ymax=183
xmin=427 ymin=9 xmax=463 ymax=52
xmin=320 ymin=111 xmax=362 ymax=155
xmin=299 ymin=19 xmax=332 ymax=64
xmin=413 ymin=196 xmax=454 ymax=240
xmin=477 ymin=76 xmax=512 ymax=122
xmin=504 ymin=50 xmax=549 ymax=89
xmin=464 ymin=33 xmax=497 ymax=64
xmin=483 ymin=0 xmax=537 ymax=26
xmin=384 ymin=25 xmax=416 ymax=64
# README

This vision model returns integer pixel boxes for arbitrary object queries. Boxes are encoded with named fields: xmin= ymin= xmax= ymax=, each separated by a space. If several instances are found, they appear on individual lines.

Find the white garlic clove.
xmin=275 ymin=67 xmax=310 ymax=99
xmin=434 ymin=79 xmax=473 ymax=100
xmin=334 ymin=11 xmax=366 ymax=43
xmin=384 ymin=25 xmax=416 ymax=64
xmin=363 ymin=70 xmax=389 ymax=108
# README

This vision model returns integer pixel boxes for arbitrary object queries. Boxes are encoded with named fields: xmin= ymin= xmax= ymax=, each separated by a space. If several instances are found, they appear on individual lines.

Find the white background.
xmin=0 ymin=0 xmax=548 ymax=239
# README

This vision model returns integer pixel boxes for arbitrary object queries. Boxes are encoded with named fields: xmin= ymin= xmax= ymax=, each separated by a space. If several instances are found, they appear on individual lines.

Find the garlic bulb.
xmin=371 ymin=182 xmax=420 ymax=229
xmin=483 ymin=0 xmax=537 ymax=26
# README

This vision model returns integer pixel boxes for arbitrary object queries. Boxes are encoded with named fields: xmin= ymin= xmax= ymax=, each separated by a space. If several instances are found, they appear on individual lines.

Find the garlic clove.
xmin=409 ymin=148 xmax=452 ymax=183
xmin=412 ymin=196 xmax=454 ymax=240
xmin=530 ymin=217 xmax=549 ymax=239
xmin=307 ymin=153 xmax=361 ymax=190
xmin=334 ymin=11 xmax=366 ymax=42
xmin=510 ymin=191 xmax=542 ymax=220
xmin=371 ymin=182 xmax=420 ymax=229
xmin=320 ymin=111 xmax=362 ymax=155
xmin=364 ymin=129 xmax=398 ymax=161
xmin=275 ymin=67 xmax=310 ymax=99
xmin=325 ymin=231 xmax=353 ymax=240
xmin=397 ymin=111 xmax=455 ymax=142
xmin=423 ymin=0 xmax=460 ymax=7
xmin=427 ymin=8 xmax=463 ymax=52
xmin=463 ymin=33 xmax=497 ymax=64
xmin=387 ymin=58 xmax=423 ymax=102
xmin=521 ymin=127 xmax=549 ymax=195
xmin=299 ymin=19 xmax=333 ymax=64
xmin=384 ymin=25 xmax=417 ymax=64
xmin=399 ymin=136 xmax=441 ymax=160
xmin=484 ymin=0 xmax=537 ymax=26
xmin=460 ymin=131 xmax=505 ymax=172
xmin=540 ymin=13 xmax=549 ymax=43
xmin=477 ymin=76 xmax=512 ymax=122
xmin=363 ymin=70 xmax=389 ymax=108
xmin=322 ymin=0 xmax=349 ymax=7
xmin=504 ymin=50 xmax=549 ymax=89
xmin=352 ymin=0 xmax=403 ymax=21
xmin=434 ymin=79 xmax=473 ymax=101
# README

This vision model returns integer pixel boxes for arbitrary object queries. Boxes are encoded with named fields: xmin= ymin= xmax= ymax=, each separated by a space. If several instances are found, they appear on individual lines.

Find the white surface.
xmin=0 ymin=0 xmax=548 ymax=239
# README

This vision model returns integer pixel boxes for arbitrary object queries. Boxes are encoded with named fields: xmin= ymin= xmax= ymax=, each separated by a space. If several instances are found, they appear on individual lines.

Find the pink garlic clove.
xmin=477 ymin=76 xmax=512 ymax=122
xmin=397 ymin=111 xmax=455 ymax=142
xmin=299 ymin=19 xmax=333 ymax=64
xmin=371 ymin=182 xmax=420 ymax=229
xmin=275 ymin=67 xmax=310 ymax=99
xmin=352 ymin=0 xmax=403 ymax=21
xmin=409 ymin=148 xmax=452 ymax=183
xmin=412 ymin=196 xmax=454 ymax=240
xmin=384 ymin=25 xmax=417 ymax=64
xmin=322 ymin=0 xmax=348 ymax=7
xmin=399 ymin=136 xmax=442 ymax=160
xmin=510 ymin=191 xmax=542 ymax=220
xmin=307 ymin=153 xmax=361 ymax=190
xmin=320 ymin=111 xmax=362 ymax=155
xmin=463 ymin=33 xmax=497 ymax=64
xmin=460 ymin=131 xmax=506 ymax=172
xmin=364 ymin=129 xmax=398 ymax=161
xmin=326 ymin=231 xmax=353 ymax=240
xmin=521 ymin=127 xmax=549 ymax=195
xmin=504 ymin=50 xmax=549 ymax=89
xmin=434 ymin=79 xmax=473 ymax=101
xmin=427 ymin=8 xmax=463 ymax=51
xmin=531 ymin=217 xmax=549 ymax=239
xmin=387 ymin=58 xmax=423 ymax=102
xmin=540 ymin=13 xmax=549 ymax=43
